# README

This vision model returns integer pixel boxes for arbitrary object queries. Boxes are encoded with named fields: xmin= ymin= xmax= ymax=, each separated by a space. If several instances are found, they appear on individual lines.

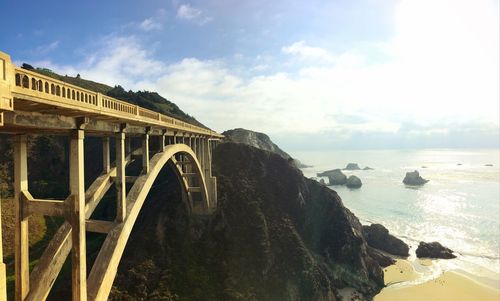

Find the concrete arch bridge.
xmin=0 ymin=51 xmax=223 ymax=300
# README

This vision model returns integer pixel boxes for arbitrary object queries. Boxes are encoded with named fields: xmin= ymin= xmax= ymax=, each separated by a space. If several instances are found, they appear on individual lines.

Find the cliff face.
xmin=222 ymin=128 xmax=308 ymax=168
xmin=223 ymin=128 xmax=291 ymax=159
xmin=111 ymin=142 xmax=383 ymax=300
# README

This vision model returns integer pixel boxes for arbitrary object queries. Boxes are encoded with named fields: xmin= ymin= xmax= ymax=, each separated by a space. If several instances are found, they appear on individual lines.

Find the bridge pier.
xmin=142 ymin=134 xmax=150 ymax=174
xmin=102 ymin=137 xmax=110 ymax=174
xmin=14 ymin=134 xmax=30 ymax=301
xmin=115 ymin=132 xmax=126 ymax=222
xmin=69 ymin=130 xmax=87 ymax=301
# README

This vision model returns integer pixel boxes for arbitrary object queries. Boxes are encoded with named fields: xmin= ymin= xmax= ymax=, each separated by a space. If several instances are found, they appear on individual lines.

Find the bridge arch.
xmin=87 ymin=143 xmax=211 ymax=300
xmin=0 ymin=52 xmax=223 ymax=300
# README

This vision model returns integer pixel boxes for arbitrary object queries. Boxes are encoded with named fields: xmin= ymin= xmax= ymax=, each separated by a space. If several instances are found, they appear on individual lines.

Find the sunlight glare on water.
xmin=292 ymin=149 xmax=500 ymax=278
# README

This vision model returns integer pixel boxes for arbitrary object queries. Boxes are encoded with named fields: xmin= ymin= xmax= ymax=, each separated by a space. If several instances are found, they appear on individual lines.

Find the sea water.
xmin=292 ymin=149 xmax=500 ymax=283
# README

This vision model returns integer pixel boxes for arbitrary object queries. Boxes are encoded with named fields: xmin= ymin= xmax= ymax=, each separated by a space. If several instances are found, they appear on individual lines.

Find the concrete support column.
xmin=200 ymin=137 xmax=205 ymax=171
xmin=102 ymin=137 xmax=110 ymax=174
xmin=14 ymin=134 xmax=29 ymax=301
xmin=193 ymin=137 xmax=198 ymax=159
xmin=115 ymin=132 xmax=126 ymax=222
xmin=179 ymin=134 xmax=185 ymax=170
xmin=142 ymin=134 xmax=149 ymax=174
xmin=69 ymin=130 xmax=87 ymax=301
xmin=161 ymin=134 xmax=166 ymax=152
xmin=204 ymin=139 xmax=211 ymax=177
xmin=197 ymin=138 xmax=201 ymax=163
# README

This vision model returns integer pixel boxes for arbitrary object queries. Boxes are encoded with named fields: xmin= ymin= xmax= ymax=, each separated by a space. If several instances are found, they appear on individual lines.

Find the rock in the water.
xmin=416 ymin=241 xmax=456 ymax=259
xmin=319 ymin=178 xmax=326 ymax=185
xmin=344 ymin=163 xmax=361 ymax=170
xmin=485 ymin=164 xmax=493 ymax=167
xmin=403 ymin=170 xmax=429 ymax=185
xmin=325 ymin=169 xmax=347 ymax=185
xmin=362 ymin=224 xmax=410 ymax=257
xmin=346 ymin=175 xmax=362 ymax=188
xmin=363 ymin=166 xmax=374 ymax=170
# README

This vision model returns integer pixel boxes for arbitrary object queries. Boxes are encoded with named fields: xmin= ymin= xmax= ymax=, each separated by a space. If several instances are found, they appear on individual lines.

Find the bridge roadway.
xmin=0 ymin=51 xmax=223 ymax=300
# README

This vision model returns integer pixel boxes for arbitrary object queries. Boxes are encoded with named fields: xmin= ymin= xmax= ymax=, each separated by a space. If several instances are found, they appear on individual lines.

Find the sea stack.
xmin=317 ymin=169 xmax=348 ymax=185
xmin=416 ymin=241 xmax=456 ymax=259
xmin=403 ymin=170 xmax=429 ymax=185
xmin=362 ymin=224 xmax=410 ymax=257
xmin=346 ymin=175 xmax=362 ymax=188
xmin=344 ymin=163 xmax=361 ymax=170
xmin=326 ymin=169 xmax=347 ymax=185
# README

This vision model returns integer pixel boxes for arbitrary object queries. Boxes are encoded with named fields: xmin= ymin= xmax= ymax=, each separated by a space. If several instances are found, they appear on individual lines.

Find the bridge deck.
xmin=0 ymin=51 xmax=222 ymax=138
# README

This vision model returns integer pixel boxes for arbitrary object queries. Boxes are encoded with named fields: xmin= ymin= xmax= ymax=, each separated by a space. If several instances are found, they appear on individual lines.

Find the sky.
xmin=0 ymin=0 xmax=498 ymax=150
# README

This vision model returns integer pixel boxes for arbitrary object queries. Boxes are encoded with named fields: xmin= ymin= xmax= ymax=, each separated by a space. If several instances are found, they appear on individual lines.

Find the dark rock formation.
xmin=485 ymin=164 xmax=493 ymax=167
xmin=416 ymin=242 xmax=456 ymax=259
xmin=319 ymin=178 xmax=326 ymax=185
xmin=317 ymin=169 xmax=347 ymax=185
xmin=111 ymin=142 xmax=384 ymax=300
xmin=403 ymin=170 xmax=429 ymax=186
xmin=223 ymin=128 xmax=310 ymax=168
xmin=367 ymin=247 xmax=396 ymax=268
xmin=344 ymin=163 xmax=361 ymax=170
xmin=346 ymin=175 xmax=362 ymax=188
xmin=362 ymin=224 xmax=410 ymax=257
xmin=363 ymin=167 xmax=374 ymax=170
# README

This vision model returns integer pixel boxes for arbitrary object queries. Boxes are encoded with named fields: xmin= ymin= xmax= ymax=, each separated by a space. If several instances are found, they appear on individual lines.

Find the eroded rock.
xmin=416 ymin=241 xmax=456 ymax=259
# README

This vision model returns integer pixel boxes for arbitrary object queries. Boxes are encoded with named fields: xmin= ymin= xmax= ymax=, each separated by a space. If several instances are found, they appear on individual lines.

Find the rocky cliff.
xmin=222 ymin=128 xmax=308 ymax=168
xmin=110 ymin=142 xmax=384 ymax=300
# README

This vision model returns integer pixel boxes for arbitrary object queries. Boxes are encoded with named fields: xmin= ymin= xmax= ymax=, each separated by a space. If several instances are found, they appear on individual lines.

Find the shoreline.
xmin=374 ymin=259 xmax=500 ymax=301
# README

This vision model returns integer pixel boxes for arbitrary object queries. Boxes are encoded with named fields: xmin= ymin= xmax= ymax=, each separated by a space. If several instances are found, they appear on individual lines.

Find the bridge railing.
xmin=10 ymin=66 xmax=221 ymax=136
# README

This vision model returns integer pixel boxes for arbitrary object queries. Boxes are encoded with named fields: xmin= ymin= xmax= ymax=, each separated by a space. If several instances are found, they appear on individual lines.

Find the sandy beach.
xmin=375 ymin=260 xmax=500 ymax=301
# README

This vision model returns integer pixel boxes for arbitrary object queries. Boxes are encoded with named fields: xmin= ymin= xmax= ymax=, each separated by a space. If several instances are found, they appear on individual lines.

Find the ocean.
xmin=292 ymin=149 xmax=500 ymax=285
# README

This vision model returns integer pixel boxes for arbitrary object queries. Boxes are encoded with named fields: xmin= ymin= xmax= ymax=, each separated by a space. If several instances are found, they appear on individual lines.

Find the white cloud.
xmin=35 ymin=36 xmax=166 ymax=89
xmin=177 ymin=4 xmax=213 ymax=25
xmin=138 ymin=8 xmax=166 ymax=31
xmin=282 ymin=40 xmax=334 ymax=62
xmin=33 ymin=0 xmax=498 ymax=148
xmin=140 ymin=18 xmax=162 ymax=31
xmin=33 ymin=40 xmax=59 ymax=56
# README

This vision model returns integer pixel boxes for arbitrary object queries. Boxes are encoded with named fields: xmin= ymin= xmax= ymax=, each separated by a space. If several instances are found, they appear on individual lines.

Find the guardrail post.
xmin=96 ymin=93 xmax=102 ymax=110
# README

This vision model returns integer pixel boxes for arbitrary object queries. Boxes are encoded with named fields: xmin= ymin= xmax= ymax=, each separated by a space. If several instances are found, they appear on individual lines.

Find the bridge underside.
xmin=0 ymin=51 xmax=222 ymax=300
